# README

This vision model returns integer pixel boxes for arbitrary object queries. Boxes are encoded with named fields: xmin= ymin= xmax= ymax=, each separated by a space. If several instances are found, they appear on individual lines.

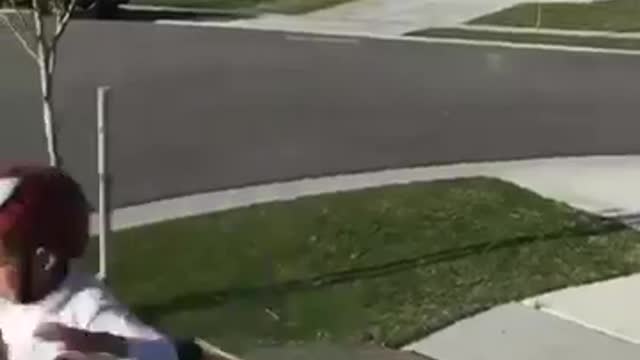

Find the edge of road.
xmin=154 ymin=19 xmax=640 ymax=56
xmin=119 ymin=4 xmax=259 ymax=17
xmin=444 ymin=24 xmax=640 ymax=38
xmin=89 ymin=154 xmax=640 ymax=234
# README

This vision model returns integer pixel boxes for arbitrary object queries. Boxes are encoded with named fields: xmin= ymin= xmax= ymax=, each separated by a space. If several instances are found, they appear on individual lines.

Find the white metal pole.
xmin=97 ymin=86 xmax=111 ymax=282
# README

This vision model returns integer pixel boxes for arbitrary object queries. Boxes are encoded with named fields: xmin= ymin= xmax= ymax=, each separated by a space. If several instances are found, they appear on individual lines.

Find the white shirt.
xmin=0 ymin=271 xmax=178 ymax=360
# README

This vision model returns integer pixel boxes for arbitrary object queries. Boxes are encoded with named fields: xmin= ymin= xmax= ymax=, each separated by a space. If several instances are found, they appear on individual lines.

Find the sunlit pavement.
xmin=492 ymin=156 xmax=640 ymax=228
xmin=404 ymin=303 xmax=640 ymax=360
xmin=156 ymin=0 xmax=591 ymax=36
xmin=405 ymin=274 xmax=640 ymax=359
xmin=523 ymin=274 xmax=640 ymax=345
xmin=405 ymin=274 xmax=640 ymax=360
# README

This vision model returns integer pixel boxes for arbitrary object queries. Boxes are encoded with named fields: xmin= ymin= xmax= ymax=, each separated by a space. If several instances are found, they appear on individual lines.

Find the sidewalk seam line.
xmin=530 ymin=305 xmax=640 ymax=345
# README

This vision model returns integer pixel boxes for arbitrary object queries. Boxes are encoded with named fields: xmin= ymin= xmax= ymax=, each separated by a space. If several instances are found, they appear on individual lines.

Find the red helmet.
xmin=0 ymin=165 xmax=89 ymax=259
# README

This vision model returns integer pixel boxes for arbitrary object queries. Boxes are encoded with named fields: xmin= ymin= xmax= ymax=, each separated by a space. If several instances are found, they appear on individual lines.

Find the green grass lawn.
xmin=128 ymin=0 xmax=352 ymax=14
xmin=82 ymin=177 xmax=640 ymax=354
xmin=470 ymin=0 xmax=640 ymax=32
xmin=407 ymin=27 xmax=640 ymax=50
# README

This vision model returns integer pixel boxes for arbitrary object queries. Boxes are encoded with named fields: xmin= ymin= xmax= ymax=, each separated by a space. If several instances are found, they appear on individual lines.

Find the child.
xmin=0 ymin=165 xmax=178 ymax=360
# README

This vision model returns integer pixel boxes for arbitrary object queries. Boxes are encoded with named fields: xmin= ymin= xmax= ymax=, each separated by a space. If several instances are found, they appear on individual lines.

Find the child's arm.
xmin=84 ymin=304 xmax=179 ymax=360
xmin=35 ymin=319 xmax=178 ymax=360
xmin=35 ymin=323 xmax=128 ymax=357
xmin=35 ymin=300 xmax=178 ymax=360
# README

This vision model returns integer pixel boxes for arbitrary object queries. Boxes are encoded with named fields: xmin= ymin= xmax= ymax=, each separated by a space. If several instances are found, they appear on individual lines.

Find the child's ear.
xmin=35 ymin=247 xmax=57 ymax=272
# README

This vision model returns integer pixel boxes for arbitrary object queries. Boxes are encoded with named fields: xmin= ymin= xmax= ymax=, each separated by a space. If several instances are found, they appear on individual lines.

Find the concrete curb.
xmin=451 ymin=24 xmax=640 ymax=38
xmin=89 ymin=155 xmax=640 ymax=235
xmin=119 ymin=4 xmax=258 ymax=17
xmin=90 ymin=158 xmax=512 ymax=234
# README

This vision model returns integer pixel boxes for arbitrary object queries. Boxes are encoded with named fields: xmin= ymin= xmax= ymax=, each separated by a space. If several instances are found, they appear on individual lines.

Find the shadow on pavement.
xmin=73 ymin=7 xmax=250 ymax=22
xmin=133 ymin=218 xmax=626 ymax=322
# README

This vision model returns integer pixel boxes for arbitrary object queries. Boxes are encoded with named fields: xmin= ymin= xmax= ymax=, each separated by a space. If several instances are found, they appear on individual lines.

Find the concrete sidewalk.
xmin=404 ymin=273 xmax=640 ymax=359
xmin=404 ymin=303 xmax=640 ymax=360
xmin=156 ymin=0 xmax=590 ymax=36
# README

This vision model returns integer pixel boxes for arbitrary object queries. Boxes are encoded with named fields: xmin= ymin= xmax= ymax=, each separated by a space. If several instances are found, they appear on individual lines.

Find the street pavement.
xmin=4 ymin=21 xmax=640 ymax=209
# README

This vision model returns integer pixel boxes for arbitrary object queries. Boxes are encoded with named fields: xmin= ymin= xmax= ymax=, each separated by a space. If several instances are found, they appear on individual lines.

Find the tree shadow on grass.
xmin=134 ymin=219 xmax=626 ymax=322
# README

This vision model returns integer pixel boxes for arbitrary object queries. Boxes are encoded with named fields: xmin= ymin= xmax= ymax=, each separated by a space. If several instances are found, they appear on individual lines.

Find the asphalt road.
xmin=3 ymin=21 xmax=640 ymax=208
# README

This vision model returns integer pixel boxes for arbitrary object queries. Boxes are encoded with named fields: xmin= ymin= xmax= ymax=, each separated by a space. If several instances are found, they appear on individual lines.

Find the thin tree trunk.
xmin=33 ymin=8 xmax=61 ymax=167
xmin=37 ymin=48 xmax=60 ymax=167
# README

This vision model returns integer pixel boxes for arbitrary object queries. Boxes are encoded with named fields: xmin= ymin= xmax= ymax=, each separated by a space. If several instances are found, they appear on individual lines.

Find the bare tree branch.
xmin=0 ymin=13 xmax=37 ymax=61
xmin=44 ymin=0 xmax=78 ymax=74
xmin=52 ymin=0 xmax=65 ymax=17
xmin=52 ymin=0 xmax=77 ymax=42
xmin=3 ymin=0 xmax=76 ymax=167
xmin=31 ymin=0 xmax=51 ymax=71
